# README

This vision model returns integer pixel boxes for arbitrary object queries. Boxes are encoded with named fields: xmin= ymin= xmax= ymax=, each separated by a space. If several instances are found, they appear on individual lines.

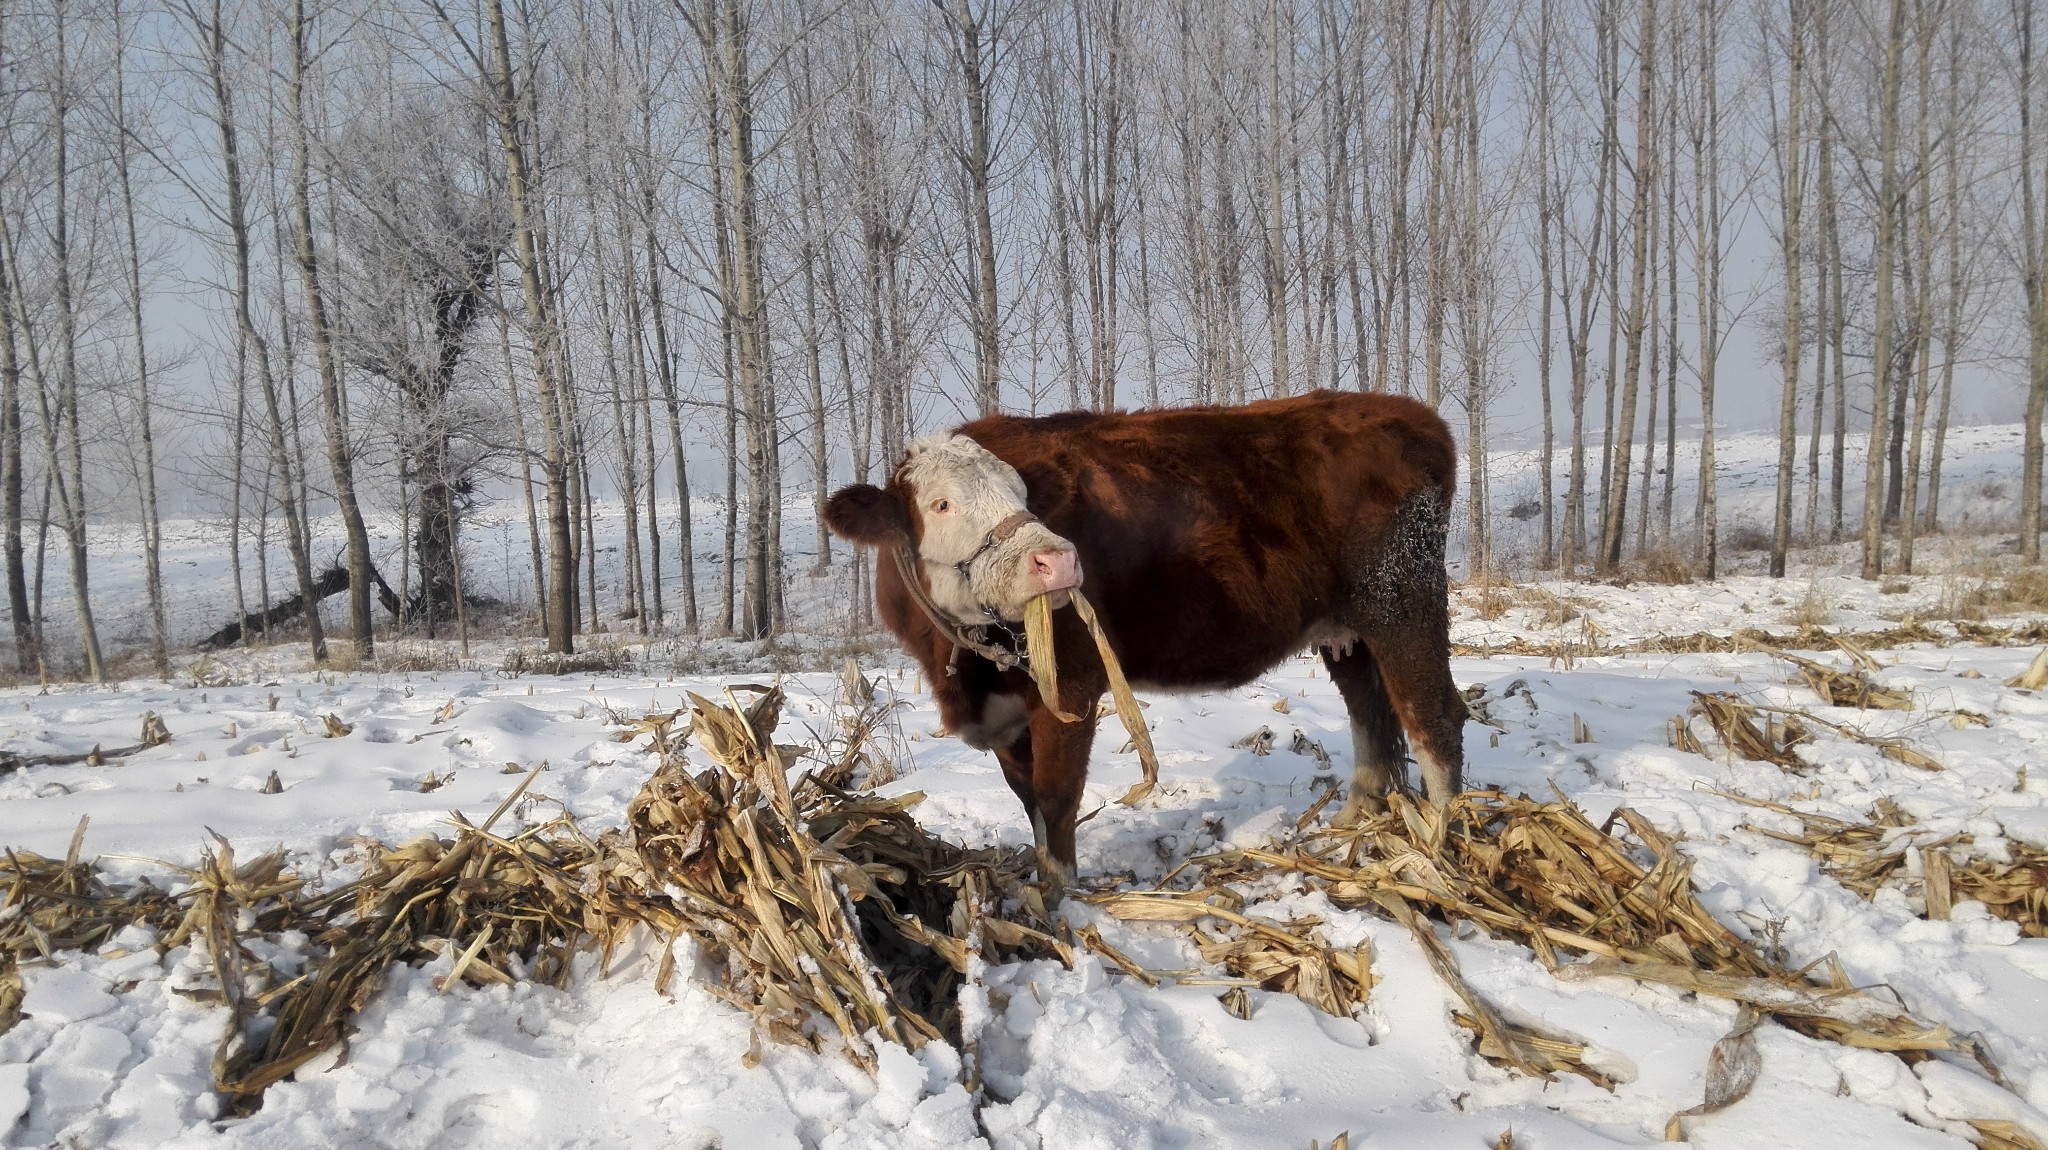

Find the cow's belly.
xmin=1117 ymin=615 xmax=1342 ymax=694
xmin=1089 ymin=554 xmax=1349 ymax=693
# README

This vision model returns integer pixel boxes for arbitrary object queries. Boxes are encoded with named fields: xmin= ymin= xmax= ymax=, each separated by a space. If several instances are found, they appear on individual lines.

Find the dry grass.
xmin=1936 ymin=573 xmax=1993 ymax=623
xmin=1931 ymin=561 xmax=2048 ymax=623
xmin=499 ymin=640 xmax=639 ymax=677
xmin=371 ymin=643 xmax=480 ymax=674
xmin=1455 ymin=572 xmax=1518 ymax=621
xmin=1470 ymin=585 xmax=1515 ymax=621
xmin=1784 ymin=580 xmax=1834 ymax=630
xmin=803 ymin=659 xmax=904 ymax=790
xmin=1723 ymin=524 xmax=1774 ymax=554
xmin=1517 ymin=586 xmax=1587 ymax=627
xmin=1981 ymin=567 xmax=2048 ymax=619
xmin=1617 ymin=544 xmax=1696 ymax=586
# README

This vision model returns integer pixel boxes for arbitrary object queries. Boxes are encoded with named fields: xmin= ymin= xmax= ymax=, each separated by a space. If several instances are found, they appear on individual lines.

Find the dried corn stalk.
xmin=1678 ymin=693 xmax=1943 ymax=772
xmin=605 ymin=686 xmax=1069 ymax=1069
xmin=1726 ymin=790 xmax=2048 ymax=937
xmin=1451 ymin=619 xmax=2047 ymax=661
xmin=1090 ymin=889 xmax=1374 ymax=1020
xmin=0 ymin=688 xmax=1075 ymax=1113
xmin=1023 ymin=590 xmax=1159 ymax=804
xmin=1972 ymin=1120 xmax=2048 ymax=1150
xmin=1023 ymin=594 xmax=1079 ymax=722
xmin=1754 ymin=644 xmax=1914 ymax=710
xmin=1682 ymin=692 xmax=1811 ymax=770
xmin=1179 ymin=791 xmax=1970 ymax=1060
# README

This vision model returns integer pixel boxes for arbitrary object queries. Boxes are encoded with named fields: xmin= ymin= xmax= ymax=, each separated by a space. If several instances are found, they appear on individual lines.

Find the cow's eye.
xmin=931 ymin=499 xmax=953 ymax=514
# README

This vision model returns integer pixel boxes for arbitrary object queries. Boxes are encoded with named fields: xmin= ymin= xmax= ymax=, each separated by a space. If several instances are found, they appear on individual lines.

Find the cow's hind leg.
xmin=1366 ymin=632 xmax=1465 ymax=805
xmin=1322 ymin=644 xmax=1408 ymax=825
xmin=1349 ymin=489 xmax=1466 ymax=806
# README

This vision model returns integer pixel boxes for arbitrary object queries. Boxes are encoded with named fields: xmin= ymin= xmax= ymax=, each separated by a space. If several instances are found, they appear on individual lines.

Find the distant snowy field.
xmin=0 ymin=421 xmax=2043 ymax=1148
xmin=17 ymin=420 xmax=2031 ymax=668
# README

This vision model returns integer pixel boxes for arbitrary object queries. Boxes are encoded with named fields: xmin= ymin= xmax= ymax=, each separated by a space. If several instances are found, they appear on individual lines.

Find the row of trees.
xmin=0 ymin=0 xmax=2040 ymax=675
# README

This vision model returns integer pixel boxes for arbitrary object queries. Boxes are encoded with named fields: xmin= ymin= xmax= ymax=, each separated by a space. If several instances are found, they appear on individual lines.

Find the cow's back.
xmin=958 ymin=391 xmax=1455 ymax=690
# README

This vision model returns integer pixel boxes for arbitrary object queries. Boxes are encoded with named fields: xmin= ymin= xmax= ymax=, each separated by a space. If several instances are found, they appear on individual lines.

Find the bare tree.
xmin=2020 ymin=0 xmax=2048 ymax=563
xmin=1860 ymin=0 xmax=1909 ymax=579
xmin=481 ymin=0 xmax=577 ymax=651
xmin=288 ymin=0 xmax=376 ymax=656
xmin=1770 ymin=0 xmax=1808 ymax=578
xmin=1597 ymin=0 xmax=1655 ymax=573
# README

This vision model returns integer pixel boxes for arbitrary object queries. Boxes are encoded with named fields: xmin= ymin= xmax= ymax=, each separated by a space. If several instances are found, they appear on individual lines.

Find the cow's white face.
xmin=823 ymin=434 xmax=1082 ymax=623
xmin=900 ymin=435 xmax=1081 ymax=622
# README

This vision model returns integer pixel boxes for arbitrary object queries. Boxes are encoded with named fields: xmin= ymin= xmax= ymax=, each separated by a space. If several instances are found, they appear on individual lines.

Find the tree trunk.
xmin=1773 ymin=0 xmax=1805 ymax=577
xmin=1861 ymin=0 xmax=1908 ymax=580
xmin=2022 ymin=0 xmax=2048 ymax=564
xmin=0 ymin=191 xmax=31 ymax=673
xmin=486 ymin=0 xmax=576 ymax=652
xmin=44 ymin=3 xmax=105 ymax=681
xmin=1900 ymin=3 xmax=1936 ymax=574
xmin=1820 ymin=0 xmax=1847 ymax=546
xmin=1598 ymin=0 xmax=1654 ymax=573
xmin=1534 ymin=0 xmax=1558 ymax=569
xmin=111 ymin=0 xmax=169 ymax=676
xmin=1693 ymin=0 xmax=1723 ymax=580
xmin=290 ymin=0 xmax=375 ymax=658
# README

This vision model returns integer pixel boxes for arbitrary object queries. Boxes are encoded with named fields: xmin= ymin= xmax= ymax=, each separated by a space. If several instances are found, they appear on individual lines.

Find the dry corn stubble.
xmin=1 ymin=678 xmax=2032 ymax=1135
xmin=1096 ymin=790 xmax=1989 ymax=1096
xmin=599 ymin=685 xmax=1071 ymax=1074
xmin=1457 ymin=619 xmax=2048 ymax=661
xmin=1722 ymin=789 xmax=2048 ymax=938
xmin=1676 ymin=691 xmax=1945 ymax=773
xmin=1759 ymin=645 xmax=1916 ymax=711
xmin=0 ymin=687 xmax=1073 ymax=1113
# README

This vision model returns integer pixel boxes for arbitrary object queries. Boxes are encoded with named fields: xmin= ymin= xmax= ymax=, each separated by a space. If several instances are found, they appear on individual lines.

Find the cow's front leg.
xmin=1023 ymin=697 xmax=1100 ymax=892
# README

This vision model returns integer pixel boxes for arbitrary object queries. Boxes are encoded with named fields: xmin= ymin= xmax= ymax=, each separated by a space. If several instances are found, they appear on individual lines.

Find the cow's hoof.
xmin=1331 ymin=793 xmax=1388 ymax=827
xmin=1035 ymin=853 xmax=1076 ymax=899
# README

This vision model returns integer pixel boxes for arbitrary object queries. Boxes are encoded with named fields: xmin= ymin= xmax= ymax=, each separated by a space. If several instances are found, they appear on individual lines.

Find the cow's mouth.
xmin=1043 ymin=588 xmax=1073 ymax=609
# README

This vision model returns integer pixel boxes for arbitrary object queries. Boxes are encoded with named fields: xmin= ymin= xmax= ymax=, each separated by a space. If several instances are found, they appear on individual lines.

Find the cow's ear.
xmin=824 ymin=484 xmax=908 ymax=546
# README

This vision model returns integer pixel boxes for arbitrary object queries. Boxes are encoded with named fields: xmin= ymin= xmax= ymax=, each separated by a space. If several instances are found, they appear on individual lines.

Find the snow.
xmin=0 ymin=624 xmax=2045 ymax=1147
xmin=0 ymin=421 xmax=2041 ymax=1147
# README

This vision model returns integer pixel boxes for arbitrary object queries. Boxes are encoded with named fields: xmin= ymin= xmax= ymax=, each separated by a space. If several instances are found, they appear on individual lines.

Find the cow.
xmin=823 ymin=390 xmax=1465 ymax=888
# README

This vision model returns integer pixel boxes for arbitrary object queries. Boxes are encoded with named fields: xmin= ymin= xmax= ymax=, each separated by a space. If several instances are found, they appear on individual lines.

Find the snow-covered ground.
xmin=5 ymin=624 xmax=2048 ymax=1148
xmin=0 ymin=420 xmax=2044 ymax=1148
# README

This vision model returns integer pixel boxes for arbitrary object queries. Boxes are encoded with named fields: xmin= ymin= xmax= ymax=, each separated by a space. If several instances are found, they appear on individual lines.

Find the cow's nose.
xmin=1028 ymin=548 xmax=1081 ymax=592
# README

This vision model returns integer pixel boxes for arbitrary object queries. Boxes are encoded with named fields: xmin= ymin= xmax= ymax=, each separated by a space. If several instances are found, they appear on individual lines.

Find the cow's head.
xmin=824 ymin=434 xmax=1081 ymax=623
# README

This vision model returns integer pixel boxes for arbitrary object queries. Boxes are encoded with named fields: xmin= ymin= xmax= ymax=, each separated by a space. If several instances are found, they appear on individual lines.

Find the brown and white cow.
xmin=824 ymin=390 xmax=1465 ymax=887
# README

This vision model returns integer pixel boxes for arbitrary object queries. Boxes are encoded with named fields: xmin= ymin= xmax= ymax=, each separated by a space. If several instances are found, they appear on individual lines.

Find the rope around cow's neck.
xmin=889 ymin=544 xmax=1023 ymax=672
